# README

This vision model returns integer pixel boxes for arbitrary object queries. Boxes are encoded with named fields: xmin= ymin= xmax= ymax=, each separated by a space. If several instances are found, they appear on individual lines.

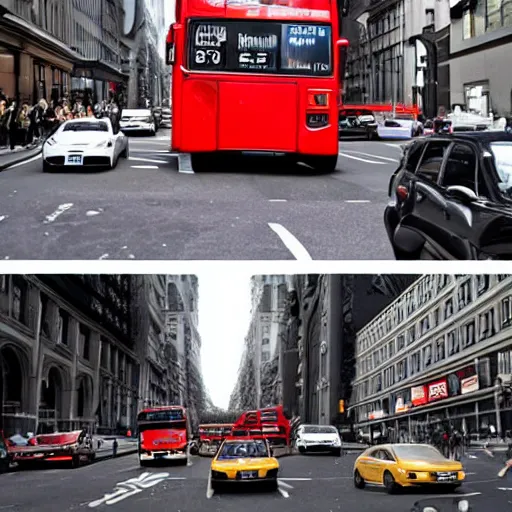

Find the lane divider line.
xmin=269 ymin=199 xmax=287 ymax=202
xmin=345 ymin=200 xmax=371 ymax=204
xmin=268 ymin=223 xmax=312 ymax=261
xmin=338 ymin=152 xmax=386 ymax=164
xmin=6 ymin=154 xmax=42 ymax=169
xmin=278 ymin=478 xmax=312 ymax=481
xmin=131 ymin=165 xmax=159 ymax=169
xmin=129 ymin=157 xmax=168 ymax=164
xmin=341 ymin=150 xmax=399 ymax=163
xmin=278 ymin=488 xmax=290 ymax=498
xmin=206 ymin=473 xmax=214 ymax=499
xmin=278 ymin=480 xmax=294 ymax=489
xmin=44 ymin=203 xmax=73 ymax=224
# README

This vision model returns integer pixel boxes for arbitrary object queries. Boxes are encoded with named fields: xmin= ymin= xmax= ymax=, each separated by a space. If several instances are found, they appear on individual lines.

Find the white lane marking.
xmin=99 ymin=254 xmax=109 ymax=260
xmin=269 ymin=199 xmax=287 ymax=202
xmin=466 ymin=472 xmax=477 ymax=475
xmin=455 ymin=493 xmax=482 ymax=497
xmin=278 ymin=480 xmax=294 ymax=489
xmin=88 ymin=472 xmax=171 ymax=507
xmin=384 ymin=143 xmax=403 ymax=149
xmin=86 ymin=210 xmax=101 ymax=217
xmin=345 ymin=200 xmax=371 ymax=203
xmin=278 ymin=478 xmax=312 ymax=481
xmin=342 ymin=150 xmax=399 ymax=163
xmin=338 ymin=152 xmax=385 ymax=164
xmin=498 ymin=488 xmax=512 ymax=491
xmin=0 ymin=215 xmax=7 ymax=222
xmin=117 ymin=465 xmax=142 ymax=473
xmin=467 ymin=454 xmax=478 ymax=459
xmin=44 ymin=203 xmax=73 ymax=224
xmin=129 ymin=149 xmax=174 ymax=153
xmin=268 ymin=223 xmax=312 ymax=261
xmin=131 ymin=165 xmax=159 ymax=169
xmin=129 ymin=157 xmax=168 ymax=164
xmin=6 ymin=154 xmax=42 ymax=169
xmin=206 ymin=473 xmax=214 ymax=499
xmin=278 ymin=488 xmax=290 ymax=498
xmin=179 ymin=168 xmax=194 ymax=174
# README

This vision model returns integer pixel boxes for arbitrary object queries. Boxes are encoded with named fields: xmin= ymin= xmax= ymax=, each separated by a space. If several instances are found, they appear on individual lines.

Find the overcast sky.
xmin=165 ymin=1 xmax=175 ymax=23
xmin=197 ymin=271 xmax=253 ymax=410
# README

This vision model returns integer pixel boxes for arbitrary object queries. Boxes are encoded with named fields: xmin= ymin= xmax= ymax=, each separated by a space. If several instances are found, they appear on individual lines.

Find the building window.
xmin=486 ymin=0 xmax=503 ymax=31
xmin=411 ymin=351 xmax=421 ymax=375
xmin=58 ymin=310 xmax=69 ymax=345
xmin=426 ymin=8 xmax=435 ymax=25
xmin=12 ymin=277 xmax=27 ymax=324
xmin=505 ymin=0 xmax=512 ymax=26
xmin=407 ymin=325 xmax=416 ymax=345
xmin=445 ymin=297 xmax=454 ymax=319
xmin=435 ymin=336 xmax=445 ymax=362
xmin=262 ymin=338 xmax=270 ymax=345
xmin=420 ymin=316 xmax=430 ymax=336
xmin=479 ymin=308 xmax=496 ymax=340
xmin=397 ymin=334 xmax=405 ymax=351
xmin=498 ymin=350 xmax=512 ymax=374
xmin=80 ymin=325 xmax=91 ymax=360
xmin=448 ymin=329 xmax=459 ymax=355
xmin=423 ymin=343 xmax=432 ymax=368
xmin=476 ymin=275 xmax=490 ymax=296
xmin=388 ymin=341 xmax=395 ymax=357
xmin=459 ymin=279 xmax=473 ymax=309
xmin=433 ymin=307 xmax=440 ymax=327
xmin=502 ymin=297 xmax=512 ymax=327
xmin=261 ymin=351 xmax=270 ymax=363
xmin=461 ymin=319 xmax=476 ymax=348
xmin=463 ymin=8 xmax=476 ymax=38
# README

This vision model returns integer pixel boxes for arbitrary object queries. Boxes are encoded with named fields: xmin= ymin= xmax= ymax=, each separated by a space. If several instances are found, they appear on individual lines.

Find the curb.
xmin=0 ymin=147 xmax=42 ymax=171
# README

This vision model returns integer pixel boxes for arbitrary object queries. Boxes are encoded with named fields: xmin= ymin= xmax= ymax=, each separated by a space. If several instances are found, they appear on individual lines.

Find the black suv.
xmin=384 ymin=131 xmax=512 ymax=259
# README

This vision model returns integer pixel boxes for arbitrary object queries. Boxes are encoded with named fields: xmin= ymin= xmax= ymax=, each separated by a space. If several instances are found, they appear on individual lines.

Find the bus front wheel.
xmin=304 ymin=155 xmax=338 ymax=173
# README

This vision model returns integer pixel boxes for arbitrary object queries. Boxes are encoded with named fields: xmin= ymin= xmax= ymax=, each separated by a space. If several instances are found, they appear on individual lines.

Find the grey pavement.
xmin=0 ymin=448 xmax=509 ymax=512
xmin=0 ymin=144 xmax=42 ymax=171
xmin=0 ymin=129 xmax=402 ymax=260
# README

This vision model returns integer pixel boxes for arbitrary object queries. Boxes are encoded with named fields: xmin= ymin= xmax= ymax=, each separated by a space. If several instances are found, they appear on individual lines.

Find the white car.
xmin=295 ymin=424 xmax=342 ymax=456
xmin=120 ymin=109 xmax=157 ymax=135
xmin=42 ymin=117 xmax=129 ymax=172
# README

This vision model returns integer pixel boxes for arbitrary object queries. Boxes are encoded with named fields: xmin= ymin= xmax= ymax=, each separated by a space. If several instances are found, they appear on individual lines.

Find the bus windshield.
xmin=189 ymin=21 xmax=332 ymax=76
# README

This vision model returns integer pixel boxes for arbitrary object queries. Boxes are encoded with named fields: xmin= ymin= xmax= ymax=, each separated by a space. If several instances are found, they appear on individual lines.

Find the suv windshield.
xmin=490 ymin=142 xmax=512 ymax=196
xmin=303 ymin=426 xmax=337 ymax=434
xmin=189 ymin=21 xmax=332 ymax=76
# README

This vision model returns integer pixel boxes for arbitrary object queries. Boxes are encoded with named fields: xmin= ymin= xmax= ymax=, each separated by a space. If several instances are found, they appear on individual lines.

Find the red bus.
xmin=233 ymin=405 xmax=291 ymax=446
xmin=137 ymin=405 xmax=189 ymax=466
xmin=166 ymin=0 xmax=349 ymax=173
xmin=198 ymin=423 xmax=233 ymax=454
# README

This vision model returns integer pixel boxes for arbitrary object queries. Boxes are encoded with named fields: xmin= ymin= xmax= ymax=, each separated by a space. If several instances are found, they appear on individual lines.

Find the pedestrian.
xmin=112 ymin=439 xmax=118 ymax=457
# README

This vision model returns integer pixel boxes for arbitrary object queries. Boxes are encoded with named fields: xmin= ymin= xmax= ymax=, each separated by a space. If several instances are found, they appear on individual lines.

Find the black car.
xmin=384 ymin=131 xmax=512 ymax=260
xmin=0 ymin=431 xmax=10 ymax=473
xmin=339 ymin=109 xmax=378 ymax=139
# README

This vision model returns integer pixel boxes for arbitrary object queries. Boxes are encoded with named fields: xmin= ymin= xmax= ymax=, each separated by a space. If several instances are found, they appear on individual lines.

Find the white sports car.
xmin=42 ymin=117 xmax=129 ymax=172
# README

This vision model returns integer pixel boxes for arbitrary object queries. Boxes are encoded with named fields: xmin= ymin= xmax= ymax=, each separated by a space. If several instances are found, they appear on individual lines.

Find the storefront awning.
xmin=73 ymin=59 xmax=130 ymax=84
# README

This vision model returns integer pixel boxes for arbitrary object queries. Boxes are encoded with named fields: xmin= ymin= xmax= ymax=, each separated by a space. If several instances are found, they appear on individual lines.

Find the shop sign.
xmin=411 ymin=385 xmax=428 ymax=406
xmin=428 ymin=379 xmax=448 ymax=402
xmin=368 ymin=410 xmax=385 ymax=420
xmin=395 ymin=397 xmax=409 ymax=414
xmin=461 ymin=374 xmax=479 ymax=395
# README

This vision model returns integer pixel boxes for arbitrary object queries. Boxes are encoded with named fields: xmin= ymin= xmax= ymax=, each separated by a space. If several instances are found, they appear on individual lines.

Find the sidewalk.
xmin=92 ymin=435 xmax=138 ymax=461
xmin=0 ymin=143 xmax=42 ymax=171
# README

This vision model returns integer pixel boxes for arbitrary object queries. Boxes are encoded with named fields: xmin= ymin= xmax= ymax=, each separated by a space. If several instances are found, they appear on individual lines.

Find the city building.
xmin=0 ymin=275 xmax=140 ymax=436
xmin=0 ymin=0 xmax=130 ymax=106
xmin=280 ymin=275 xmax=418 ymax=428
xmin=342 ymin=0 xmax=452 ymax=117
xmin=163 ymin=275 xmax=206 ymax=431
xmin=449 ymin=0 xmax=512 ymax=117
xmin=122 ymin=0 xmax=168 ymax=107
xmin=132 ymin=275 xmax=170 ymax=410
xmin=230 ymin=276 xmax=289 ymax=411
xmin=349 ymin=274 xmax=512 ymax=442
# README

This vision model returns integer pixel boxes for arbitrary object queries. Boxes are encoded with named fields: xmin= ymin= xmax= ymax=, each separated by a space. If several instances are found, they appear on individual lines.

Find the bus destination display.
xmin=192 ymin=24 xmax=227 ymax=69
xmin=281 ymin=24 xmax=331 ymax=74
xmin=236 ymin=32 xmax=278 ymax=71
xmin=138 ymin=409 xmax=184 ymax=422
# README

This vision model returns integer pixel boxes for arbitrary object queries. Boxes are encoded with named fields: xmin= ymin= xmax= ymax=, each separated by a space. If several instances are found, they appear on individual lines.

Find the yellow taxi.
xmin=353 ymin=444 xmax=465 ymax=494
xmin=210 ymin=438 xmax=279 ymax=491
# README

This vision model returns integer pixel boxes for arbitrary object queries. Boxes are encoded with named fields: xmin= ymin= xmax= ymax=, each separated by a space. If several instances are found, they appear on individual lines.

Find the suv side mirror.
xmin=446 ymin=185 xmax=478 ymax=203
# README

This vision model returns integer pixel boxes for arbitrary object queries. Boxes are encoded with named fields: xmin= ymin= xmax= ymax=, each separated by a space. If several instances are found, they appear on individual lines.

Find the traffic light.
xmin=339 ymin=400 xmax=345 ymax=413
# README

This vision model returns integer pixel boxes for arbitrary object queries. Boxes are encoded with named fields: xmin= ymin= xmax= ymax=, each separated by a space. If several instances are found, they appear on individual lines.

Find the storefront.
xmin=72 ymin=60 xmax=129 ymax=108
xmin=0 ymin=6 xmax=80 ymax=105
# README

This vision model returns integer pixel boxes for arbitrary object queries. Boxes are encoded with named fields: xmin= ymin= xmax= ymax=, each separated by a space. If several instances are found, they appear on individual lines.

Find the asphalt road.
xmin=0 ymin=450 xmax=509 ymax=512
xmin=0 ymin=130 xmax=403 ymax=260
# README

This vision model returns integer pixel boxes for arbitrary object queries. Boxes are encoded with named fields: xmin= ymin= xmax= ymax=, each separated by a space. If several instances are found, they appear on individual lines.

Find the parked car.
xmin=160 ymin=108 xmax=172 ymax=128
xmin=384 ymin=131 xmax=512 ymax=260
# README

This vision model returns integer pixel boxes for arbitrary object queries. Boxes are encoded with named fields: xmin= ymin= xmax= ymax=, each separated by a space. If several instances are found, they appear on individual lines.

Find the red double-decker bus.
xmin=232 ymin=405 xmax=291 ymax=446
xmin=166 ymin=0 xmax=349 ymax=172
xmin=137 ymin=405 xmax=189 ymax=466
